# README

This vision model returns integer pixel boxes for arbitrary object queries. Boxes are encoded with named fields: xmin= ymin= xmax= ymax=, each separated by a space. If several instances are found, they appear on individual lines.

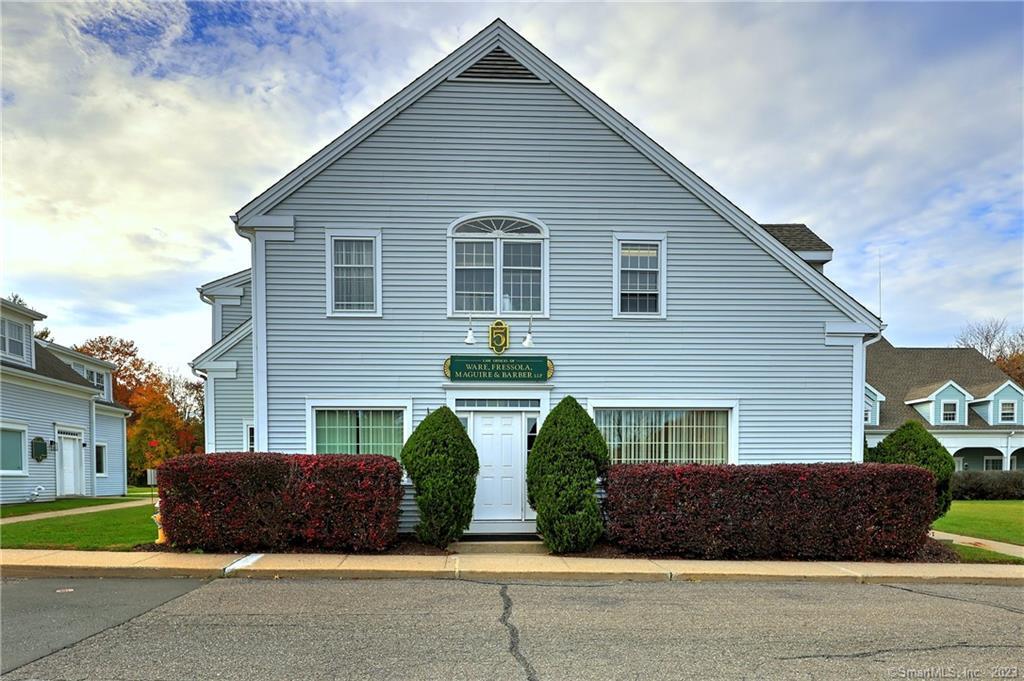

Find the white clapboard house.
xmin=192 ymin=20 xmax=883 ymax=533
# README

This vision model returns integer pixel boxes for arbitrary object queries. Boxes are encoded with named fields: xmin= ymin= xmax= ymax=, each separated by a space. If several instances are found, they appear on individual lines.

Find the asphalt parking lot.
xmin=2 ymin=577 xmax=1022 ymax=680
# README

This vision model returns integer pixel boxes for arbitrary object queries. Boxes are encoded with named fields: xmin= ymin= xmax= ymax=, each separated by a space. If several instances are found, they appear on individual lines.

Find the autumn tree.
xmin=74 ymin=336 xmax=204 ymax=480
xmin=956 ymin=318 xmax=1024 ymax=387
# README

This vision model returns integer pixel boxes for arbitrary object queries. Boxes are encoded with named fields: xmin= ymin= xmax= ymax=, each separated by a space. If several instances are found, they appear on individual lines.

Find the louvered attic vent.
xmin=455 ymin=47 xmax=540 ymax=81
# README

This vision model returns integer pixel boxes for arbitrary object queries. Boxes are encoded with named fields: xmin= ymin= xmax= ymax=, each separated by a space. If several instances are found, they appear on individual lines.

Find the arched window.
xmin=447 ymin=214 xmax=549 ymax=316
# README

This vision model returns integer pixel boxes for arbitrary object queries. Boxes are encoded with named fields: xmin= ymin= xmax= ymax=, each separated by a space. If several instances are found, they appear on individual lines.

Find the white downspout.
xmin=1007 ymin=431 xmax=1016 ymax=471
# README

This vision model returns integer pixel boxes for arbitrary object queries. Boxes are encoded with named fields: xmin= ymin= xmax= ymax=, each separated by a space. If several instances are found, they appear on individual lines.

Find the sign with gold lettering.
xmin=444 ymin=356 xmax=553 ymax=382
xmin=488 ymin=320 xmax=510 ymax=355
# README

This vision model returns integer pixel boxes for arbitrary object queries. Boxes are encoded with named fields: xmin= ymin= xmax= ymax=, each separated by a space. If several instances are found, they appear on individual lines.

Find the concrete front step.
xmin=450 ymin=540 xmax=548 ymax=555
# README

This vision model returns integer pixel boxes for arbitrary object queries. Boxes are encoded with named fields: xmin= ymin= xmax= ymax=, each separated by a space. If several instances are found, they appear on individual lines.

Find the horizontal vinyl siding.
xmin=263 ymin=80 xmax=855 ymax=462
xmin=220 ymin=282 xmax=252 ymax=338
xmin=213 ymin=335 xmax=254 ymax=452
xmin=94 ymin=412 xmax=126 ymax=496
xmin=0 ymin=380 xmax=93 ymax=503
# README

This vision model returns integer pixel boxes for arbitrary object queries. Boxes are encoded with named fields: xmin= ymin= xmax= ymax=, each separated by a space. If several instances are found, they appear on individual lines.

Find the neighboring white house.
xmin=865 ymin=337 xmax=1024 ymax=471
xmin=0 ymin=298 xmax=130 ymax=503
xmin=192 ymin=19 xmax=883 ymax=534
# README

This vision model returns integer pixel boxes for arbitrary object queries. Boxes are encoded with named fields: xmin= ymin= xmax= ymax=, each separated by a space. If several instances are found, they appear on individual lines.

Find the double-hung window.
xmin=593 ymin=406 xmax=731 ymax=465
xmin=0 ymin=424 xmax=28 ymax=475
xmin=941 ymin=401 xmax=958 ymax=423
xmin=613 ymin=233 xmax=666 ymax=317
xmin=314 ymin=409 xmax=405 ymax=456
xmin=449 ymin=216 xmax=547 ymax=316
xmin=0 ymin=319 xmax=25 ymax=358
xmin=326 ymin=229 xmax=382 ymax=316
xmin=1000 ymin=401 xmax=1017 ymax=423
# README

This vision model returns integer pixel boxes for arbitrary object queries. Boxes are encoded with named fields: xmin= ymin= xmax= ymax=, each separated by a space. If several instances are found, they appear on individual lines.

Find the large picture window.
xmin=594 ymin=408 xmax=729 ymax=465
xmin=1 ymin=425 xmax=27 ymax=475
xmin=449 ymin=216 xmax=548 ymax=316
xmin=325 ymin=229 xmax=382 ymax=316
xmin=314 ymin=409 xmax=404 ymax=456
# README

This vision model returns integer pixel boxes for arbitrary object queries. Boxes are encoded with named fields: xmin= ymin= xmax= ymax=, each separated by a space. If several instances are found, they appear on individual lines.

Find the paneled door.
xmin=59 ymin=436 xmax=80 ymax=495
xmin=472 ymin=412 xmax=524 ymax=521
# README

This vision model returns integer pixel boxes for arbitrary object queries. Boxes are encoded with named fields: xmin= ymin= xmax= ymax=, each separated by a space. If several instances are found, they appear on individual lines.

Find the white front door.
xmin=59 ymin=436 xmax=80 ymax=495
xmin=472 ymin=412 xmax=523 ymax=521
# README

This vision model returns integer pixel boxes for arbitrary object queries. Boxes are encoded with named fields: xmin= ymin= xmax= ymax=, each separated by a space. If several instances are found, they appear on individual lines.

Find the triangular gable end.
xmin=234 ymin=19 xmax=881 ymax=330
xmin=454 ymin=46 xmax=540 ymax=81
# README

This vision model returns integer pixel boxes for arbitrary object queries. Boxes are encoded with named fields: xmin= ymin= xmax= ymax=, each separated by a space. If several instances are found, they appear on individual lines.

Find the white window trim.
xmin=864 ymin=406 xmax=873 ymax=425
xmin=0 ymin=421 xmax=29 ymax=476
xmin=242 ymin=421 xmax=256 ymax=452
xmin=95 ymin=441 xmax=108 ymax=477
xmin=0 ymin=319 xmax=28 ymax=361
xmin=612 ymin=232 xmax=667 ymax=319
xmin=999 ymin=400 xmax=1017 ymax=423
xmin=304 ymin=398 xmax=413 ymax=456
xmin=324 ymin=228 xmax=383 ymax=318
xmin=983 ymin=455 xmax=1005 ymax=471
xmin=446 ymin=213 xmax=550 ymax=319
xmin=586 ymin=398 xmax=739 ymax=464
xmin=940 ymin=400 xmax=960 ymax=424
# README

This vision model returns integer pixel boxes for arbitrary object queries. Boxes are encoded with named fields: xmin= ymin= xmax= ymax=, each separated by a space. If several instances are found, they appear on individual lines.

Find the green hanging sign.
xmin=444 ymin=355 xmax=553 ymax=382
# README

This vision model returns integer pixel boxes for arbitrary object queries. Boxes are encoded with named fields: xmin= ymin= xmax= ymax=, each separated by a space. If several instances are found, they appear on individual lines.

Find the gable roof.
xmin=233 ymin=19 xmax=880 ymax=331
xmin=40 ymin=340 xmax=117 ymax=370
xmin=199 ymin=268 xmax=251 ymax=297
xmin=866 ymin=337 xmax=1022 ymax=430
xmin=1 ymin=297 xmax=46 ymax=321
xmin=191 ymin=318 xmax=252 ymax=369
xmin=761 ymin=224 xmax=832 ymax=253
xmin=2 ymin=341 xmax=97 ymax=392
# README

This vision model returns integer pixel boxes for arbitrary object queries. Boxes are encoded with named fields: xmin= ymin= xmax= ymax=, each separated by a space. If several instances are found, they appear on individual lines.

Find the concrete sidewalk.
xmin=930 ymin=530 xmax=1024 ymax=559
xmin=2 ymin=549 xmax=1021 ymax=584
xmin=0 ymin=499 xmax=153 ymax=526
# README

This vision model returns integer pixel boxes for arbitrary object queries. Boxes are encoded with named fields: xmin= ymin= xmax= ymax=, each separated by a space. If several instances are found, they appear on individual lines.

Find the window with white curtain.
xmin=314 ymin=409 xmax=404 ymax=457
xmin=613 ymin=233 xmax=666 ymax=317
xmin=594 ymin=408 xmax=729 ymax=465
xmin=0 ymin=319 xmax=25 ymax=358
xmin=326 ymin=230 xmax=382 ymax=316
xmin=449 ymin=216 xmax=547 ymax=316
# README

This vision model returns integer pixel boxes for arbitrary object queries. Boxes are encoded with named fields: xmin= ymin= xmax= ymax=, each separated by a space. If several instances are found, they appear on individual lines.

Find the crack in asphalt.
xmin=779 ymin=641 xmax=1021 ymax=661
xmin=877 ymin=583 xmax=1024 ymax=615
xmin=499 ymin=585 xmax=540 ymax=681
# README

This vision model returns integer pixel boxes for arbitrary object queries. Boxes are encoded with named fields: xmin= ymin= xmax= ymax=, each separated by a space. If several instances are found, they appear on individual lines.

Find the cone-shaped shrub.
xmin=526 ymin=395 xmax=610 ymax=554
xmin=866 ymin=420 xmax=955 ymax=519
xmin=400 ymin=406 xmax=479 ymax=547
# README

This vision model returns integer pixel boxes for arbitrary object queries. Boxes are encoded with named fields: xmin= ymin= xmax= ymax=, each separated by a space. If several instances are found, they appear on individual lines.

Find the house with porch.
xmin=865 ymin=337 xmax=1024 ymax=471
xmin=0 ymin=297 xmax=130 ymax=503
xmin=192 ymin=19 xmax=883 ymax=534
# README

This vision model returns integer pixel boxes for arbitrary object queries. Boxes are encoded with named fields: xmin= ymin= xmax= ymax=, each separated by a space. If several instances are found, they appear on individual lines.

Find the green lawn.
xmin=952 ymin=544 xmax=1024 ymax=565
xmin=0 ymin=504 xmax=157 ymax=551
xmin=0 ymin=497 xmax=133 ymax=518
xmin=127 ymin=486 xmax=158 ymax=496
xmin=932 ymin=500 xmax=1024 ymax=546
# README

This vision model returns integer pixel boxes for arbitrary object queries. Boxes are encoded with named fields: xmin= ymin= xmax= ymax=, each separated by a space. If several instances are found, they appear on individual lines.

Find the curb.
xmin=3 ymin=550 xmax=1021 ymax=584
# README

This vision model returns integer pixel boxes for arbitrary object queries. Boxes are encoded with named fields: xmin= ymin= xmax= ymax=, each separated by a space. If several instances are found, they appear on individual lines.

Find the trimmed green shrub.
xmin=866 ymin=421 xmax=955 ymax=519
xmin=400 ymin=406 xmax=479 ymax=547
xmin=952 ymin=470 xmax=1024 ymax=500
xmin=526 ymin=396 xmax=610 ymax=554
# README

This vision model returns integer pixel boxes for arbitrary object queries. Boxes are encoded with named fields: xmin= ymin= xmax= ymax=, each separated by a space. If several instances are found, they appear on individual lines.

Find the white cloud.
xmin=2 ymin=3 xmax=1020 ymax=371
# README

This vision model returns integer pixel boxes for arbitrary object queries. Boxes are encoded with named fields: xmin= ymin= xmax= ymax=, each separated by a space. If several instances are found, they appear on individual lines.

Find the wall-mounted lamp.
xmin=463 ymin=315 xmax=476 ymax=345
xmin=522 ymin=316 xmax=534 ymax=348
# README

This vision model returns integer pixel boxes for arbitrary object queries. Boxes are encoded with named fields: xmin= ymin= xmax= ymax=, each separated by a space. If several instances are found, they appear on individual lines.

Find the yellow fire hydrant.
xmin=153 ymin=499 xmax=166 ymax=545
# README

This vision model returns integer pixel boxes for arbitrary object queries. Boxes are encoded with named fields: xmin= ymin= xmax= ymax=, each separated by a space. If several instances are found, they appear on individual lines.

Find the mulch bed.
xmin=132 ymin=537 xmax=448 ymax=556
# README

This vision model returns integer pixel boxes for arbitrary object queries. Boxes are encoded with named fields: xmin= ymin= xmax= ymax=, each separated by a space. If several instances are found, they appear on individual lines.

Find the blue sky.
xmin=2 ymin=2 xmax=1022 ymax=372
